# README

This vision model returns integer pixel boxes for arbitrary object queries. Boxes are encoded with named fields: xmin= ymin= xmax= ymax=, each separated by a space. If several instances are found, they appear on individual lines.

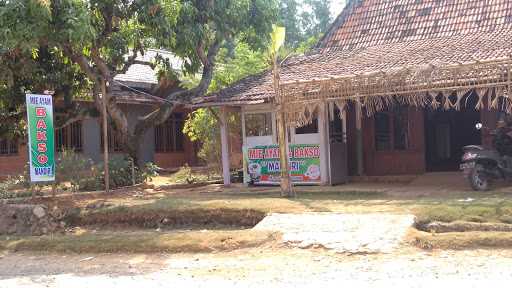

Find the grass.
xmin=409 ymin=229 xmax=512 ymax=250
xmin=413 ymin=200 xmax=512 ymax=225
xmin=11 ymin=184 xmax=512 ymax=252
xmin=83 ymin=190 xmax=512 ymax=226
xmin=152 ymin=166 xmax=221 ymax=186
xmin=0 ymin=230 xmax=279 ymax=254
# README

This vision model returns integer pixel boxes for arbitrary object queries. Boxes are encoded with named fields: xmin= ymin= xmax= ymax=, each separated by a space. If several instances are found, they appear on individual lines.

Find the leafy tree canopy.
xmin=278 ymin=0 xmax=332 ymax=49
xmin=0 ymin=0 xmax=277 ymax=163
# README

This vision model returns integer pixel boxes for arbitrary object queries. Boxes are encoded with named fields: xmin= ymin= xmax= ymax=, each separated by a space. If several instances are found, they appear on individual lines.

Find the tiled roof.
xmin=200 ymin=0 xmax=512 ymax=106
xmin=114 ymin=63 xmax=159 ymax=87
xmin=113 ymin=49 xmax=183 ymax=105
xmin=319 ymin=0 xmax=512 ymax=50
xmin=280 ymin=28 xmax=512 ymax=84
xmin=195 ymin=71 xmax=274 ymax=105
xmin=114 ymin=49 xmax=184 ymax=86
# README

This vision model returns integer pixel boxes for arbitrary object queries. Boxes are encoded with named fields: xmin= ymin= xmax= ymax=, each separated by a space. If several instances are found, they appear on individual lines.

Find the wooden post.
xmin=273 ymin=56 xmax=293 ymax=197
xmin=220 ymin=107 xmax=231 ymax=186
xmin=318 ymin=102 xmax=330 ymax=185
xmin=101 ymin=82 xmax=110 ymax=193
xmin=277 ymin=110 xmax=293 ymax=196
xmin=270 ymin=26 xmax=292 ymax=197
xmin=131 ymin=158 xmax=136 ymax=186
xmin=355 ymin=101 xmax=364 ymax=176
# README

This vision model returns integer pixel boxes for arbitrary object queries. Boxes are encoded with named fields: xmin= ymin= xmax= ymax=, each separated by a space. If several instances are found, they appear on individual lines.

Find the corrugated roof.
xmin=199 ymin=0 xmax=512 ymax=106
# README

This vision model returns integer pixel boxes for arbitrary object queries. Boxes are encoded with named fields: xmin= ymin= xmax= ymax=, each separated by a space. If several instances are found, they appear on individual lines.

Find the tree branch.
xmin=62 ymin=45 xmax=98 ymax=82
xmin=95 ymin=6 xmax=114 ymax=48
xmin=132 ymin=35 xmax=224 ymax=138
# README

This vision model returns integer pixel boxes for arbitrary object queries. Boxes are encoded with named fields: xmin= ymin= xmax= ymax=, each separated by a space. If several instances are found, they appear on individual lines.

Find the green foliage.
xmin=172 ymin=0 xmax=277 ymax=76
xmin=183 ymin=41 xmax=263 ymax=168
xmin=0 ymin=0 xmax=51 ymax=52
xmin=55 ymin=148 xmax=97 ymax=191
xmin=183 ymin=108 xmax=221 ymax=167
xmin=98 ymin=155 xmax=160 ymax=189
xmin=0 ymin=151 xmax=160 ymax=197
xmin=0 ymin=46 xmax=90 ymax=139
xmin=170 ymin=164 xmax=196 ymax=184
xmin=1 ymin=0 xmax=278 ymax=161
xmin=301 ymin=0 xmax=331 ymax=38
xmin=209 ymin=42 xmax=268 ymax=93
xmin=277 ymin=0 xmax=332 ymax=50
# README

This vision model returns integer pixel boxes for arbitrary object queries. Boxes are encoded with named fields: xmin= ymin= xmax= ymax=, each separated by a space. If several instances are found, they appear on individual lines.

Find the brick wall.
xmin=154 ymin=128 xmax=196 ymax=169
xmin=0 ymin=144 xmax=28 ymax=178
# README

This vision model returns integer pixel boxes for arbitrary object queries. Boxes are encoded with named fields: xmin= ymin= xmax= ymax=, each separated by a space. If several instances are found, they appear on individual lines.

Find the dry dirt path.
xmin=253 ymin=213 xmax=415 ymax=253
xmin=2 ymin=248 xmax=512 ymax=287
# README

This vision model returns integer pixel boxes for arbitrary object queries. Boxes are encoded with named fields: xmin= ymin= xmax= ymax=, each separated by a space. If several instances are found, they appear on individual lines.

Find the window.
xmin=296 ymin=119 xmax=319 ymax=134
xmin=56 ymin=121 xmax=82 ymax=152
xmin=374 ymin=106 xmax=409 ymax=151
xmin=393 ymin=107 xmax=409 ymax=150
xmin=155 ymin=113 xmax=185 ymax=152
xmin=101 ymin=125 xmax=124 ymax=153
xmin=0 ymin=138 xmax=18 ymax=156
xmin=245 ymin=113 xmax=272 ymax=137
xmin=375 ymin=113 xmax=391 ymax=151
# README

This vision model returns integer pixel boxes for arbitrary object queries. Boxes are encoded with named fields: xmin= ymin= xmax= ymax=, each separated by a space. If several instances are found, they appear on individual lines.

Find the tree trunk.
xmin=125 ymin=133 xmax=142 ymax=167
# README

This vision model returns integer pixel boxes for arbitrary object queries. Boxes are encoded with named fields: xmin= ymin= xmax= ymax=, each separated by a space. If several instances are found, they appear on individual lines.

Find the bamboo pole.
xmin=101 ymin=82 xmax=110 ymax=193
xmin=274 ymin=58 xmax=293 ymax=197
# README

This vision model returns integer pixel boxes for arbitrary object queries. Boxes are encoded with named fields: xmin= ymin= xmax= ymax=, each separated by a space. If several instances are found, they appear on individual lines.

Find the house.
xmin=196 ymin=0 xmax=512 ymax=186
xmin=0 ymin=49 xmax=199 ymax=178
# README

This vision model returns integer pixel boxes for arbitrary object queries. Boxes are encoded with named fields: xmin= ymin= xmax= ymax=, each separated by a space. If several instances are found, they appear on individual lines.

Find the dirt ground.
xmin=2 ymin=247 xmax=512 ymax=287
xmin=2 ymin=173 xmax=512 ymax=286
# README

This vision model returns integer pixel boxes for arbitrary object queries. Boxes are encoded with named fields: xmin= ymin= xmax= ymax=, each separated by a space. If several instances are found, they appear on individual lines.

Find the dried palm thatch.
xmin=280 ymin=58 xmax=512 ymax=127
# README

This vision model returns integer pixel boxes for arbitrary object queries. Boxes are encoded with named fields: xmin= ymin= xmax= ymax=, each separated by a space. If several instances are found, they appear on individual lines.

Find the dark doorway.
xmin=329 ymin=106 xmax=348 ymax=184
xmin=425 ymin=96 xmax=481 ymax=171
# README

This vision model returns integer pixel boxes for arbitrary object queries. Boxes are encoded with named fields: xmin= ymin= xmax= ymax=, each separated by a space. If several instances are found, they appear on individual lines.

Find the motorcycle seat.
xmin=463 ymin=145 xmax=484 ymax=151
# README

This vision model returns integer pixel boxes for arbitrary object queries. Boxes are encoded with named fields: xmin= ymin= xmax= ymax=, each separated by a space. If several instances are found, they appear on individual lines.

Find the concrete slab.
xmin=253 ymin=213 xmax=415 ymax=253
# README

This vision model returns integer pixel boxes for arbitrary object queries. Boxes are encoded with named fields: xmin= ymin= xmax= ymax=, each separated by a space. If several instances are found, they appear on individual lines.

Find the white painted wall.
xmin=241 ymin=104 xmax=330 ymax=185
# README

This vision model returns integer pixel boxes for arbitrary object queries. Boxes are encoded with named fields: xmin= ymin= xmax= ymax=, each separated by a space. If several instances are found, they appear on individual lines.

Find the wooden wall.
xmin=481 ymin=108 xmax=499 ymax=149
xmin=362 ymin=107 xmax=426 ymax=176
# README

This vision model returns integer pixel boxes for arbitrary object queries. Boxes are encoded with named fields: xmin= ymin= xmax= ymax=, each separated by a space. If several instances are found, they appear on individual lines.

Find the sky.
xmin=330 ymin=0 xmax=346 ymax=18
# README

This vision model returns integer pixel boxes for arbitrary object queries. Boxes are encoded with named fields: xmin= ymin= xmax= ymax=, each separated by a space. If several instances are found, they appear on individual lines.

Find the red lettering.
xmin=36 ymin=119 xmax=47 ymax=130
xmin=37 ymin=154 xmax=48 ymax=165
xmin=36 ymin=131 xmax=47 ymax=141
xmin=37 ymin=143 xmax=47 ymax=153
xmin=248 ymin=149 xmax=262 ymax=160
xmin=35 ymin=107 xmax=46 ymax=117
xmin=264 ymin=148 xmax=279 ymax=159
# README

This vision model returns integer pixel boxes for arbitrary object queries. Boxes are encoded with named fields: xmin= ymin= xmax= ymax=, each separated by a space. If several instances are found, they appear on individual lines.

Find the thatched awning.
xmin=279 ymin=28 xmax=512 ymax=126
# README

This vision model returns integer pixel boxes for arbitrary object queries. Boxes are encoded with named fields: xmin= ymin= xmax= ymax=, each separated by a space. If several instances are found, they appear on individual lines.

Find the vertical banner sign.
xmin=26 ymin=94 xmax=55 ymax=182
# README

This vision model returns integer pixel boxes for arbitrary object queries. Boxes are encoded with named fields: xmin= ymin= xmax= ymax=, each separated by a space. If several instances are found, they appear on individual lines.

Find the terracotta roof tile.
xmin=319 ymin=0 xmax=512 ymax=51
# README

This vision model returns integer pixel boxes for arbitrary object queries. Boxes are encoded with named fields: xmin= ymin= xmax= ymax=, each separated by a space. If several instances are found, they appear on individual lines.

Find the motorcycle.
xmin=460 ymin=123 xmax=512 ymax=191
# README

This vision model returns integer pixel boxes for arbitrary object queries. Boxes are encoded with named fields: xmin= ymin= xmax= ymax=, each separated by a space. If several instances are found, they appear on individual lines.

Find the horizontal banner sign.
xmin=245 ymin=144 xmax=321 ymax=184
xmin=26 ymin=94 xmax=55 ymax=182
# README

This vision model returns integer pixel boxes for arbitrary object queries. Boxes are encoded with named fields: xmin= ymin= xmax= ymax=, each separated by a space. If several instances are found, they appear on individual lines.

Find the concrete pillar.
xmin=318 ymin=102 xmax=330 ymax=185
xmin=220 ymin=107 xmax=231 ymax=186
xmin=355 ymin=101 xmax=364 ymax=176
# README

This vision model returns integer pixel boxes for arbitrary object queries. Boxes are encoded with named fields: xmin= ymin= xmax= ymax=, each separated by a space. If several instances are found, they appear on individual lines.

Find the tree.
xmin=278 ymin=0 xmax=302 ymax=48
xmin=302 ymin=0 xmax=331 ymax=38
xmin=0 ymin=0 xmax=277 ymax=164
xmin=183 ymin=41 xmax=268 ymax=168
xmin=0 ymin=44 xmax=90 ymax=140
xmin=277 ymin=0 xmax=332 ymax=50
xmin=183 ymin=0 xmax=332 ymax=170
